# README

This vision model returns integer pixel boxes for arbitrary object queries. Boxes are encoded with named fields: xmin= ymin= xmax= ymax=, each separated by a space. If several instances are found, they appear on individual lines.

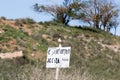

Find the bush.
xmin=0 ymin=16 xmax=6 ymax=20
xmin=25 ymin=18 xmax=36 ymax=24
xmin=15 ymin=18 xmax=36 ymax=26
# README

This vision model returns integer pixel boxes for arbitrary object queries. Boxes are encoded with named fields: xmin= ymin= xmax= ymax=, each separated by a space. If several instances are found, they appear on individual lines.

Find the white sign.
xmin=46 ymin=47 xmax=71 ymax=68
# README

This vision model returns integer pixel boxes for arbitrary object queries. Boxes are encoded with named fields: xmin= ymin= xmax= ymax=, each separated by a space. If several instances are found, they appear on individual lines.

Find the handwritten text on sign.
xmin=46 ymin=47 xmax=71 ymax=68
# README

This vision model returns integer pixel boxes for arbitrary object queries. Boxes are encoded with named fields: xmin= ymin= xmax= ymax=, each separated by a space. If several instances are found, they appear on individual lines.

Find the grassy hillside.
xmin=0 ymin=18 xmax=120 ymax=80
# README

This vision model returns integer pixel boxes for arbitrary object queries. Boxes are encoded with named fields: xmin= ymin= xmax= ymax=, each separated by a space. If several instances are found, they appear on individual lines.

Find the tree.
xmin=81 ymin=0 xmax=119 ymax=31
xmin=100 ymin=1 xmax=119 ymax=32
xmin=34 ymin=0 xmax=85 ymax=25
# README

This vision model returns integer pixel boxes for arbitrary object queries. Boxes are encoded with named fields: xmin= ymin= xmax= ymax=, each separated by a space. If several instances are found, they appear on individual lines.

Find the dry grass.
xmin=6 ymin=65 xmax=95 ymax=80
xmin=0 ymin=19 xmax=120 ymax=80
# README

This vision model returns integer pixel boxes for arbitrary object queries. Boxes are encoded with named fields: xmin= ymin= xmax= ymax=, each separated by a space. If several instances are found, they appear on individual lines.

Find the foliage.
xmin=81 ymin=0 xmax=119 ymax=32
xmin=34 ymin=0 xmax=85 ymax=25
xmin=15 ymin=18 xmax=36 ymax=26
xmin=34 ymin=0 xmax=119 ymax=35
xmin=0 ymin=20 xmax=120 ymax=80
xmin=0 ymin=16 xmax=6 ymax=20
xmin=0 ymin=59 xmax=95 ymax=80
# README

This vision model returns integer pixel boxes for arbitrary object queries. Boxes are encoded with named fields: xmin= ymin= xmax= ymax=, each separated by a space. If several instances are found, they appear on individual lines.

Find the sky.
xmin=0 ymin=0 xmax=120 ymax=36
xmin=0 ymin=0 xmax=61 ymax=21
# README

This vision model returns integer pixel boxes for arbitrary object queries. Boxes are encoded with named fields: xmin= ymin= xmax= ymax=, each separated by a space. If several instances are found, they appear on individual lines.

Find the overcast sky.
xmin=0 ymin=0 xmax=120 ymax=36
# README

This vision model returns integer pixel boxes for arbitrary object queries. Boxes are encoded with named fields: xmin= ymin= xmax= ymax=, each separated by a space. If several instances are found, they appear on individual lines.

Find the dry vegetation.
xmin=0 ymin=18 xmax=120 ymax=80
xmin=6 ymin=65 xmax=94 ymax=80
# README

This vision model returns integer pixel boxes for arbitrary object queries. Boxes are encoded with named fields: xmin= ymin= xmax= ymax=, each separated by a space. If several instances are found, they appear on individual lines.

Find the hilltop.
xmin=0 ymin=17 xmax=120 ymax=80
